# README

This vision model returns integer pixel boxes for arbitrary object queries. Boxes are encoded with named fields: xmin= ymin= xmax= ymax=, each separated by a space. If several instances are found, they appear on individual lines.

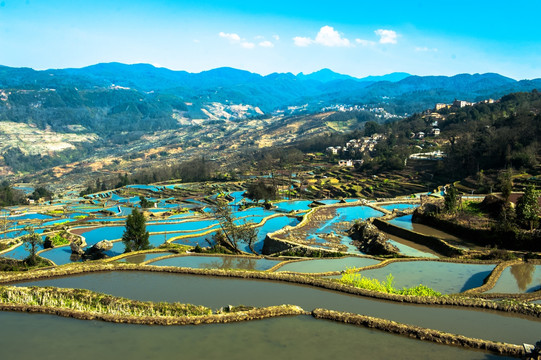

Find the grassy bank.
xmin=0 ymin=285 xmax=211 ymax=317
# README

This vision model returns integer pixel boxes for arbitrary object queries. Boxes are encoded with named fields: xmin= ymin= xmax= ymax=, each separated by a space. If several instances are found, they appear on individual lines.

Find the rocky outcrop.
xmin=43 ymin=238 xmax=55 ymax=249
xmin=84 ymin=240 xmax=113 ymax=259
xmin=70 ymin=237 xmax=87 ymax=255
xmin=347 ymin=221 xmax=399 ymax=256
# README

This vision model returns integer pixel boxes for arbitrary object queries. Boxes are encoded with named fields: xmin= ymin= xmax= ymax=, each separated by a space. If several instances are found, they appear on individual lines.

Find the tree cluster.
xmin=0 ymin=181 xmax=27 ymax=206
xmin=245 ymin=180 xmax=278 ymax=203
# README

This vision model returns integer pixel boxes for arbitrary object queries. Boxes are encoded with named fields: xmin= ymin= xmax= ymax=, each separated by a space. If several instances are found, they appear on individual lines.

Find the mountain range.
xmin=1 ymin=63 xmax=540 ymax=117
xmin=1 ymin=62 xmax=541 ymax=188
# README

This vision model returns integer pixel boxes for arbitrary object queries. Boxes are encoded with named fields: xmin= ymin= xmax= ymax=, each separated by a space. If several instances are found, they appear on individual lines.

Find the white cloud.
xmin=415 ymin=46 xmax=438 ymax=52
xmin=259 ymin=40 xmax=274 ymax=48
xmin=315 ymin=26 xmax=351 ymax=47
xmin=375 ymin=29 xmax=397 ymax=44
xmin=273 ymin=35 xmax=280 ymax=41
xmin=356 ymin=38 xmax=375 ymax=46
xmin=293 ymin=26 xmax=352 ymax=47
xmin=219 ymin=32 xmax=241 ymax=43
xmin=293 ymin=36 xmax=313 ymax=47
xmin=241 ymin=42 xmax=255 ymax=49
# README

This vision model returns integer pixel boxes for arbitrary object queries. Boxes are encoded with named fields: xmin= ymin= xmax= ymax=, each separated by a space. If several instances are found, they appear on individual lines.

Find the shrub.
xmin=340 ymin=268 xmax=442 ymax=297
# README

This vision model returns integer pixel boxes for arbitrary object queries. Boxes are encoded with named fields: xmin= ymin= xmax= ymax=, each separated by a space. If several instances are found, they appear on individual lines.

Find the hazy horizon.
xmin=0 ymin=0 xmax=540 ymax=80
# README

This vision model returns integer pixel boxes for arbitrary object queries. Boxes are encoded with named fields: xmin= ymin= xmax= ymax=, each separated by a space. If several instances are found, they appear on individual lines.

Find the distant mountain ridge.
xmin=0 ymin=63 xmax=540 ymax=117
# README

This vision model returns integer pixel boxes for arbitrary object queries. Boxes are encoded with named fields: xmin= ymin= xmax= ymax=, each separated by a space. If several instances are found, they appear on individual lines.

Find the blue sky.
xmin=0 ymin=0 xmax=540 ymax=79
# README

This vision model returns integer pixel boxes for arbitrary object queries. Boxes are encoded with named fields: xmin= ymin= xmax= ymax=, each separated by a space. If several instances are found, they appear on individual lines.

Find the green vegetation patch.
xmin=0 ymin=286 xmax=211 ymax=317
xmin=339 ymin=269 xmax=442 ymax=297
xmin=46 ymin=233 xmax=70 ymax=247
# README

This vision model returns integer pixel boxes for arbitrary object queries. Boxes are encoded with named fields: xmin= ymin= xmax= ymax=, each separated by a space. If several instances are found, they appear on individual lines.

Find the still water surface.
xmin=0 ymin=312 xmax=511 ymax=360
xmin=15 ymin=271 xmax=540 ymax=344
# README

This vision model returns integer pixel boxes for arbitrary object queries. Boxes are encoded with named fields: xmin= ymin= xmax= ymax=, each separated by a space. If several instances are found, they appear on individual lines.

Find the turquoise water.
xmin=148 ymin=255 xmax=281 ymax=271
xmin=388 ymin=215 xmax=414 ymax=230
xmin=148 ymin=232 xmax=195 ymax=245
xmin=41 ymin=218 xmax=74 ymax=227
xmin=171 ymin=216 xmax=299 ymax=253
xmin=228 ymin=191 xmax=246 ymax=204
xmin=168 ymin=213 xmax=196 ymax=219
xmin=172 ymin=232 xmax=216 ymax=247
xmin=380 ymin=203 xmax=419 ymax=211
xmin=0 ymin=244 xmax=31 ymax=260
xmin=86 ymin=218 xmax=124 ymax=223
xmin=358 ymin=261 xmax=495 ymax=294
xmin=316 ymin=206 xmax=383 ymax=234
xmin=7 ymin=213 xmax=54 ymax=220
xmin=12 ymin=186 xmax=34 ymax=194
xmin=39 ymin=246 xmax=80 ymax=265
xmin=487 ymin=264 xmax=541 ymax=293
xmin=40 ymin=241 xmax=125 ymax=265
xmin=110 ymin=193 xmax=126 ymax=202
xmin=276 ymin=257 xmax=380 ymax=273
xmin=274 ymin=200 xmax=313 ymax=212
xmin=247 ymin=216 xmax=299 ymax=253
xmin=69 ymin=212 xmax=89 ymax=219
xmin=104 ymin=241 xmax=125 ymax=258
xmin=0 ymin=313 xmax=510 ymax=360
xmin=126 ymin=184 xmax=165 ymax=192
xmin=16 ymin=272 xmax=540 ymax=344
xmin=318 ymin=199 xmax=341 ymax=205
xmin=387 ymin=239 xmax=439 ymax=258
xmin=147 ymin=219 xmax=219 ymax=233
xmin=80 ymin=227 xmax=125 ymax=245
xmin=233 ymin=207 xmax=276 ymax=218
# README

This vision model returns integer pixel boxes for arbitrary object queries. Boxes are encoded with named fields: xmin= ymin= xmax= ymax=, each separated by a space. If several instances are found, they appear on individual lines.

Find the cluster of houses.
xmin=416 ymin=98 xmax=496 ymax=140
xmin=320 ymin=104 xmax=404 ymax=120
xmin=326 ymin=134 xmax=385 ymax=167
xmin=410 ymin=127 xmax=440 ymax=140
xmin=435 ymin=98 xmax=495 ymax=111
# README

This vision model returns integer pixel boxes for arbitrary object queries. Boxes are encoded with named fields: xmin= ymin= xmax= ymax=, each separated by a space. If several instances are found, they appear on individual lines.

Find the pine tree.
xmin=122 ymin=208 xmax=150 ymax=252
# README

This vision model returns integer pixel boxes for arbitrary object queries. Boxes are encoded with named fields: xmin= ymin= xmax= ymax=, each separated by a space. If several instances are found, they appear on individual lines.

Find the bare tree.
xmin=212 ymin=200 xmax=258 ymax=254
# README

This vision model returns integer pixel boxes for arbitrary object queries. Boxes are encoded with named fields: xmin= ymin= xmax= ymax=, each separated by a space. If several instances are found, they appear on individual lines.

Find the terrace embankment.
xmin=2 ymin=263 xmax=540 ymax=317
xmin=312 ymin=309 xmax=524 ymax=357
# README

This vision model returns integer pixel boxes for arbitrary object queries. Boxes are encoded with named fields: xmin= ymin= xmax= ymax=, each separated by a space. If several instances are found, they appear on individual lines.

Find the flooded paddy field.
xmin=387 ymin=215 xmax=481 ymax=250
xmin=147 ymin=255 xmax=282 ymax=271
xmin=356 ymin=261 xmax=495 ymax=294
xmin=486 ymin=264 xmax=541 ymax=294
xmin=276 ymin=256 xmax=380 ymax=273
xmin=15 ymin=271 xmax=541 ymax=344
xmin=0 ymin=312 xmax=512 ymax=360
